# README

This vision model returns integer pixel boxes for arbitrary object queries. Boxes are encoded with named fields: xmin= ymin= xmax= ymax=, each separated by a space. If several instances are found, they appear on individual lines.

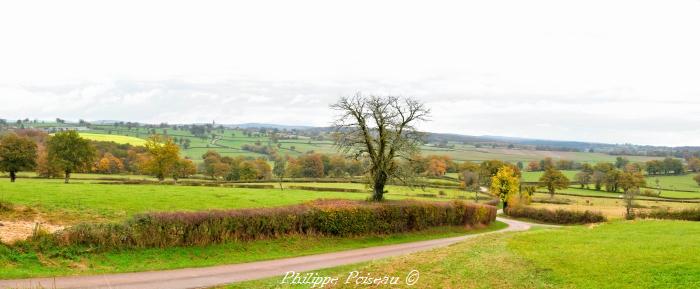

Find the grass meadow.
xmin=0 ymin=178 xmax=466 ymax=224
xmin=228 ymin=220 xmax=700 ymax=289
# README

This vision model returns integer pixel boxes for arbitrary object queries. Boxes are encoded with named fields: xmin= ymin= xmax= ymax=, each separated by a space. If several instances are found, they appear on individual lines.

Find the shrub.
xmin=637 ymin=208 xmax=700 ymax=221
xmin=505 ymin=206 xmax=606 ymax=224
xmin=56 ymin=200 xmax=497 ymax=249
xmin=288 ymin=186 xmax=364 ymax=193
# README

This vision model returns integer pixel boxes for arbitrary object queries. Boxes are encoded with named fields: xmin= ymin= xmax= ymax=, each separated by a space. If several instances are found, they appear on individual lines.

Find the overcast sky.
xmin=1 ymin=0 xmax=699 ymax=146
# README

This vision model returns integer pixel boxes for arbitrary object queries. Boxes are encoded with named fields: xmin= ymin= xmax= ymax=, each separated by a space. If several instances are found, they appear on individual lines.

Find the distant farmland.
xmin=77 ymin=133 xmax=148 ymax=146
xmin=41 ymin=123 xmax=665 ymax=164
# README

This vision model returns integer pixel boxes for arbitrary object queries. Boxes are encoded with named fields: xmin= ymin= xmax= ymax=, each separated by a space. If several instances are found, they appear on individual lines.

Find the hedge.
xmin=637 ymin=208 xmax=700 ymax=221
xmin=56 ymin=199 xmax=497 ymax=249
xmin=505 ymin=206 xmax=606 ymax=224
xmin=287 ymin=186 xmax=365 ymax=193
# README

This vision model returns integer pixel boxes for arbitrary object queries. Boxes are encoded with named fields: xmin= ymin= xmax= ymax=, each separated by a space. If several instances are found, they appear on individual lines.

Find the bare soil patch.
xmin=0 ymin=219 xmax=64 ymax=244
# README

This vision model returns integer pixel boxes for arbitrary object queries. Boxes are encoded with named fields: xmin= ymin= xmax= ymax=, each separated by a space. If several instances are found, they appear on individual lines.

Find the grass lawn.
xmin=0 ymin=222 xmax=506 ymax=279
xmin=645 ymin=174 xmax=700 ymax=192
xmin=229 ymin=220 xmax=700 ymax=289
xmin=0 ymin=179 xmax=457 ymax=224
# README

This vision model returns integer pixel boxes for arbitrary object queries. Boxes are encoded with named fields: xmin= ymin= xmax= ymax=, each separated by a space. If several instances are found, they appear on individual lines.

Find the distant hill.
xmin=225 ymin=123 xmax=317 ymax=130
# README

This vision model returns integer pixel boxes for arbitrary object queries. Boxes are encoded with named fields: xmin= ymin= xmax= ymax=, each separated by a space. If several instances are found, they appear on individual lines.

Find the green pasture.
xmin=73 ymin=124 xmax=668 ymax=164
xmin=0 ymin=178 xmax=468 ymax=224
xmin=231 ymin=220 xmax=700 ymax=289
xmin=645 ymin=174 xmax=700 ymax=192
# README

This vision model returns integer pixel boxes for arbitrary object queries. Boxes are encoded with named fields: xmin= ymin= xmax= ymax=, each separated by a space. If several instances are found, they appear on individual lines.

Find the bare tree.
xmin=331 ymin=94 xmax=430 ymax=201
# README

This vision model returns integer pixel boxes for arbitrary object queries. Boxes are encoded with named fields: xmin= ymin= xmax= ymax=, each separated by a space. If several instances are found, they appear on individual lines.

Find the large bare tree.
xmin=331 ymin=94 xmax=430 ymax=201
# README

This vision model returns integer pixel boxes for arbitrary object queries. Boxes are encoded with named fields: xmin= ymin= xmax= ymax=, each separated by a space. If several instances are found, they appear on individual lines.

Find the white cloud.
xmin=1 ymin=0 xmax=700 ymax=146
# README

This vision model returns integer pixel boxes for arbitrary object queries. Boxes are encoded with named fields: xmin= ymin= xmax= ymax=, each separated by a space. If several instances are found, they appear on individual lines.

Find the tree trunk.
xmin=372 ymin=174 xmax=387 ymax=201
xmin=10 ymin=171 xmax=16 ymax=182
xmin=372 ymin=183 xmax=385 ymax=201
xmin=64 ymin=171 xmax=71 ymax=184
xmin=503 ymin=200 xmax=509 ymax=213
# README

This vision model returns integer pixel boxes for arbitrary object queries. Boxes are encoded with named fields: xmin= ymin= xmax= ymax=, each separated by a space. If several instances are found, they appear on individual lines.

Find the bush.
xmin=505 ymin=206 xmax=606 ymax=224
xmin=483 ymin=199 xmax=499 ymax=207
xmin=288 ymin=186 xmax=364 ymax=193
xmin=637 ymin=208 xmax=700 ymax=221
xmin=56 ymin=200 xmax=497 ymax=249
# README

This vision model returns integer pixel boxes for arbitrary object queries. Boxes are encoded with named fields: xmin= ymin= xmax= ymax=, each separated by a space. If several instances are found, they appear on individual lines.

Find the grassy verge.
xmin=0 ymin=222 xmax=506 ymax=279
xmin=227 ymin=220 xmax=700 ymax=289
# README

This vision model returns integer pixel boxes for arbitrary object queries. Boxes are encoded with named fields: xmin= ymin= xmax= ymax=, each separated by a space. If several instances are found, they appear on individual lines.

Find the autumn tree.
xmin=327 ymin=155 xmax=347 ymax=177
xmin=36 ymin=146 xmax=62 ymax=178
xmin=0 ymin=133 xmax=38 ymax=182
xmin=426 ymin=157 xmax=448 ymax=177
xmin=47 ymin=130 xmax=96 ymax=183
xmin=539 ymin=158 xmax=555 ymax=171
xmin=462 ymin=170 xmax=480 ymax=202
xmin=688 ymin=157 xmax=700 ymax=173
xmin=574 ymin=171 xmax=592 ymax=188
xmin=490 ymin=166 xmax=520 ymax=211
xmin=479 ymin=160 xmax=521 ymax=186
xmin=142 ymin=135 xmax=180 ymax=181
xmin=619 ymin=170 xmax=646 ymax=219
xmin=172 ymin=159 xmax=196 ymax=181
xmin=539 ymin=168 xmax=569 ymax=198
xmin=95 ymin=153 xmax=124 ymax=174
xmin=527 ymin=161 xmax=540 ymax=172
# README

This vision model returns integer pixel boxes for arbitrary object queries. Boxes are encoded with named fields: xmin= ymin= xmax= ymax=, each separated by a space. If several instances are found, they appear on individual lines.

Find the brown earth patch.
xmin=0 ymin=220 xmax=64 ymax=244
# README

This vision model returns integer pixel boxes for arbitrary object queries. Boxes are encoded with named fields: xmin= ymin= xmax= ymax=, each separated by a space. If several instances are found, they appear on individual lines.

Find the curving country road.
xmin=0 ymin=217 xmax=551 ymax=289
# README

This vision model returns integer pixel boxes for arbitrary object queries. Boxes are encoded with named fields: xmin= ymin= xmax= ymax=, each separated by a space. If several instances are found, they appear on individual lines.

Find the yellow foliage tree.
xmin=142 ymin=135 xmax=180 ymax=181
xmin=95 ymin=153 xmax=125 ymax=174
xmin=490 ymin=165 xmax=520 ymax=211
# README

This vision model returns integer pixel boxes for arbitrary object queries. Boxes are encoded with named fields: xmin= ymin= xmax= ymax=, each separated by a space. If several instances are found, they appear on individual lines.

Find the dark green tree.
xmin=539 ymin=168 xmax=569 ymax=198
xmin=47 ymin=130 xmax=96 ymax=183
xmin=0 ymin=133 xmax=38 ymax=182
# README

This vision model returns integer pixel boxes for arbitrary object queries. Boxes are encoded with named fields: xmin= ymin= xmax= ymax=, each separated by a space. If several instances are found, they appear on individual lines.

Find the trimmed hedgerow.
xmin=637 ymin=208 xmax=700 ymax=221
xmin=506 ymin=206 xmax=606 ymax=224
xmin=56 ymin=200 xmax=497 ymax=249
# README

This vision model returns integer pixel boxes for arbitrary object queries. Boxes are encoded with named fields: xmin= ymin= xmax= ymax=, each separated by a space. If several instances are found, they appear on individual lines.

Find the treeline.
xmin=200 ymin=151 xmax=272 ymax=181
xmin=0 ymin=129 xmax=196 ymax=182
xmin=527 ymin=156 xmax=692 ymax=176
xmin=572 ymin=162 xmax=645 ymax=193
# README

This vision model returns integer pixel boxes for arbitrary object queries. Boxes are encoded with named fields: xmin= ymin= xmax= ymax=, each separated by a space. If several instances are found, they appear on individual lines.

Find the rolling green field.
xmin=41 ymin=123 xmax=664 ymax=164
xmin=0 ymin=178 xmax=465 ymax=224
xmin=425 ymin=143 xmax=661 ymax=163
xmin=521 ymin=170 xmax=579 ymax=182
xmin=645 ymin=174 xmax=700 ymax=192
xmin=229 ymin=220 xmax=700 ymax=289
